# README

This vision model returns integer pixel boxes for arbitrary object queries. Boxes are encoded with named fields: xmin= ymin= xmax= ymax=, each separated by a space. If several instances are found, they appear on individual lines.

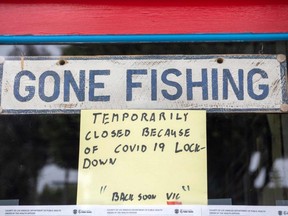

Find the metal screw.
xmin=277 ymin=54 xmax=286 ymax=63
xmin=0 ymin=57 xmax=5 ymax=64
xmin=280 ymin=104 xmax=288 ymax=112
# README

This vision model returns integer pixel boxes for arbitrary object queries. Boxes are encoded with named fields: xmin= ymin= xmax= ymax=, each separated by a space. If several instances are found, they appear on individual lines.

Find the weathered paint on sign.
xmin=0 ymin=55 xmax=286 ymax=114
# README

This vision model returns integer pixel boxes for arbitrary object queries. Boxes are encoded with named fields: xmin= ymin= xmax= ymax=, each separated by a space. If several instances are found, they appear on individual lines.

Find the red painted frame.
xmin=0 ymin=0 xmax=287 ymax=36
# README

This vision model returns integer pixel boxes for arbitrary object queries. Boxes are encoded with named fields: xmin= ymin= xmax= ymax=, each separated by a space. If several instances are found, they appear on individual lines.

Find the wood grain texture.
xmin=0 ymin=0 xmax=287 ymax=35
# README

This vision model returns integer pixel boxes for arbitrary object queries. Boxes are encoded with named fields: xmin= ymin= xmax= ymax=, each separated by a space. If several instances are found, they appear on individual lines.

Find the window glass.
xmin=0 ymin=42 xmax=287 ymax=205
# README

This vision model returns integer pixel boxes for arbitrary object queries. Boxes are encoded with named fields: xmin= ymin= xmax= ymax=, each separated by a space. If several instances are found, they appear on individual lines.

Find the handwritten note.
xmin=77 ymin=110 xmax=207 ymax=205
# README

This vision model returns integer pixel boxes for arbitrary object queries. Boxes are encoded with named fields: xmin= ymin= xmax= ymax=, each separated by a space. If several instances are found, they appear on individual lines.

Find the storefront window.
xmin=0 ymin=42 xmax=287 ymax=205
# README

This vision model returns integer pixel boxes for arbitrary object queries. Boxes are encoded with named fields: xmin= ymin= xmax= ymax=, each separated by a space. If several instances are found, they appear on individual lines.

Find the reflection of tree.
xmin=207 ymin=114 xmax=272 ymax=205
xmin=0 ymin=114 xmax=79 ymax=204
xmin=9 ymin=45 xmax=51 ymax=56
xmin=62 ymin=42 xmax=276 ymax=56
xmin=40 ymin=115 xmax=79 ymax=204
xmin=0 ymin=115 xmax=49 ymax=204
xmin=38 ymin=184 xmax=77 ymax=205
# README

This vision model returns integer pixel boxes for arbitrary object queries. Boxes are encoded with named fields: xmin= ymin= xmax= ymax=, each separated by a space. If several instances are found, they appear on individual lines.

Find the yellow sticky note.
xmin=77 ymin=110 xmax=207 ymax=205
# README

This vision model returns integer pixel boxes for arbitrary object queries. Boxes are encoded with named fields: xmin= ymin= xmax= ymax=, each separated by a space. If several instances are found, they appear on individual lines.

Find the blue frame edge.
xmin=0 ymin=33 xmax=288 ymax=44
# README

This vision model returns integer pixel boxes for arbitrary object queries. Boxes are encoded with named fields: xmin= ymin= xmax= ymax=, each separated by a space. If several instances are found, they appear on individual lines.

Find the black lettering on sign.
xmin=112 ymin=192 xmax=134 ymax=202
xmin=166 ymin=192 xmax=181 ymax=200
xmin=82 ymin=158 xmax=117 ymax=169
xmin=175 ymin=142 xmax=205 ymax=153
xmin=138 ymin=193 xmax=157 ymax=201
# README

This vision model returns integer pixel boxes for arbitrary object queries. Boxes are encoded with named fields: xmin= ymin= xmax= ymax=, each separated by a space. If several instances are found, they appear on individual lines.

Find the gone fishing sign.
xmin=0 ymin=55 xmax=286 ymax=113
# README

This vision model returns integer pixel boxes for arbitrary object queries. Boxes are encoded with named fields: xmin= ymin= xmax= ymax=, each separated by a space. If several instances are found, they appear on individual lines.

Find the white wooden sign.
xmin=0 ymin=55 xmax=286 ymax=114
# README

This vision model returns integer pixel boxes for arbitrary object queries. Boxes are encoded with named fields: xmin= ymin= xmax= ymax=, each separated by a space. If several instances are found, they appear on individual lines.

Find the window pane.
xmin=0 ymin=41 xmax=287 ymax=205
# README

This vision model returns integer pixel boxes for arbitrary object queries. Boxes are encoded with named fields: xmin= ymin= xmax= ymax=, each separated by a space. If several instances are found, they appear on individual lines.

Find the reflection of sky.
xmin=37 ymin=164 xmax=77 ymax=193
xmin=0 ymin=45 xmax=13 ymax=55
xmin=268 ymin=158 xmax=288 ymax=188
xmin=0 ymin=45 xmax=65 ymax=56
xmin=249 ymin=152 xmax=288 ymax=188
